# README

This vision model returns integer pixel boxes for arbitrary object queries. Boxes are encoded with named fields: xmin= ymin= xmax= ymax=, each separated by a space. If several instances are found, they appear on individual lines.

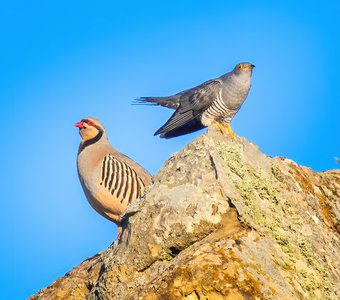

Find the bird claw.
xmin=214 ymin=120 xmax=226 ymax=134
xmin=225 ymin=123 xmax=235 ymax=140
xmin=214 ymin=121 xmax=235 ymax=140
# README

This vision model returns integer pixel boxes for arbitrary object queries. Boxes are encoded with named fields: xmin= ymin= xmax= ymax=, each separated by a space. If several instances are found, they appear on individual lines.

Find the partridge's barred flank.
xmin=75 ymin=117 xmax=152 ymax=240
xmin=135 ymin=62 xmax=255 ymax=139
xmin=99 ymin=155 xmax=145 ymax=203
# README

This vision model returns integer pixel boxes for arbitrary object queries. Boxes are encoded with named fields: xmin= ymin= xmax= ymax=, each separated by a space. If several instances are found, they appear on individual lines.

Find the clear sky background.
xmin=1 ymin=1 xmax=339 ymax=299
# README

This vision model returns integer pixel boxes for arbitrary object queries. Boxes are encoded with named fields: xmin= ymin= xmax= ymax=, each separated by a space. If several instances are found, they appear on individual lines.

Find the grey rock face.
xmin=30 ymin=127 xmax=340 ymax=300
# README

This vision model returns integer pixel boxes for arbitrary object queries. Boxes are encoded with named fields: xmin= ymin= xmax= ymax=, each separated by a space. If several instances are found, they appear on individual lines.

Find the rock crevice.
xmin=30 ymin=128 xmax=340 ymax=300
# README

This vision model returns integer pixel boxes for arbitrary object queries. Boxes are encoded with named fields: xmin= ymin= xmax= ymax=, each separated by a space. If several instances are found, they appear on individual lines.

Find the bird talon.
xmin=225 ymin=123 xmax=235 ymax=140
xmin=140 ymin=62 xmax=254 ymax=139
xmin=214 ymin=120 xmax=226 ymax=134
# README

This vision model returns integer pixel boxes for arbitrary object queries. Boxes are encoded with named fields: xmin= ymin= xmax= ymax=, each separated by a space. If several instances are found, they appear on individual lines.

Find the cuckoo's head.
xmin=233 ymin=62 xmax=255 ymax=75
xmin=74 ymin=117 xmax=105 ymax=142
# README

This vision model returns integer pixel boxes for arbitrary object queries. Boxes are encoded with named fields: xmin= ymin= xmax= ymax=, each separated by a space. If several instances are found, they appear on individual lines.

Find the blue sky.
xmin=1 ymin=1 xmax=339 ymax=299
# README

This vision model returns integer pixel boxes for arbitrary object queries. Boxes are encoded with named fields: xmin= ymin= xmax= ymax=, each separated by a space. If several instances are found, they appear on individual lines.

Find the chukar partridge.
xmin=136 ymin=62 xmax=255 ymax=139
xmin=75 ymin=117 xmax=152 ymax=239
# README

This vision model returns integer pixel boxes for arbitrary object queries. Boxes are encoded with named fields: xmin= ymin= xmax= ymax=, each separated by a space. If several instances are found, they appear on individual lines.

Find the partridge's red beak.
xmin=74 ymin=121 xmax=85 ymax=129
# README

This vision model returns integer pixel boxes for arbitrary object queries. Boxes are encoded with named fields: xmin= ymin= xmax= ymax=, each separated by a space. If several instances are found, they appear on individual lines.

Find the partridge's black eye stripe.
xmin=81 ymin=119 xmax=103 ymax=131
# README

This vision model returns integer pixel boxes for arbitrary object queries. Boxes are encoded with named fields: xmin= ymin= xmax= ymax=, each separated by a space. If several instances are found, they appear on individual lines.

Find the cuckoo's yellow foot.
xmin=214 ymin=120 xmax=235 ymax=139
xmin=225 ymin=123 xmax=235 ymax=139
xmin=214 ymin=120 xmax=226 ymax=134
xmin=137 ymin=62 xmax=255 ymax=139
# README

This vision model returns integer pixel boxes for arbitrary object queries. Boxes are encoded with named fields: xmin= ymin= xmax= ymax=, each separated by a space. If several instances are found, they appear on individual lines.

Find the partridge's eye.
xmin=238 ymin=64 xmax=243 ymax=69
xmin=87 ymin=121 xmax=95 ymax=126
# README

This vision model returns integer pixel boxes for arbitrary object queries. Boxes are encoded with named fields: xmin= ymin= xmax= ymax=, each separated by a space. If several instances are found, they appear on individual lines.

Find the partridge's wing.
xmin=99 ymin=154 xmax=147 ymax=204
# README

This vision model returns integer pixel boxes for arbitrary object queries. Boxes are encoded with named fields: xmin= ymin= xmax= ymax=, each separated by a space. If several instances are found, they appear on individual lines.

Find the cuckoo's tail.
xmin=133 ymin=97 xmax=179 ymax=110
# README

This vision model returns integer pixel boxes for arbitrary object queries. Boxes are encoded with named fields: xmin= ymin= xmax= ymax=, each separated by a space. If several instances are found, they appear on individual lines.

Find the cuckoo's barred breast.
xmin=136 ymin=62 xmax=254 ymax=138
xmin=100 ymin=154 xmax=146 ymax=204
xmin=202 ymin=90 xmax=228 ymax=123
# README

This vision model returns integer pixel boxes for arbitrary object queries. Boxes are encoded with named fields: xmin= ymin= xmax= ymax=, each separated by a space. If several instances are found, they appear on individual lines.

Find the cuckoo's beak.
xmin=244 ymin=64 xmax=255 ymax=70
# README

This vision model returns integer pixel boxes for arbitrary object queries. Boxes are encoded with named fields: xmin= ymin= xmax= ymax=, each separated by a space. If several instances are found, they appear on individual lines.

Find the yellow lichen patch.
xmin=217 ymin=142 xmax=246 ymax=178
xmin=297 ymin=239 xmax=316 ymax=267
xmin=273 ymin=235 xmax=333 ymax=299
xmin=234 ymin=177 xmax=279 ymax=228
xmin=274 ymin=234 xmax=292 ymax=257
xmin=271 ymin=164 xmax=285 ymax=183
xmin=296 ymin=269 xmax=325 ymax=300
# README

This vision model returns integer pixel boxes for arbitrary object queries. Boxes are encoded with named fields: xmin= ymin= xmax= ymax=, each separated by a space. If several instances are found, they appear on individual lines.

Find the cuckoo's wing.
xmin=154 ymin=79 xmax=222 ymax=137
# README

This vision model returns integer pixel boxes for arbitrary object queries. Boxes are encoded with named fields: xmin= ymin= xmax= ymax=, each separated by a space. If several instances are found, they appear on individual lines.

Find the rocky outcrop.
xmin=30 ymin=127 xmax=340 ymax=300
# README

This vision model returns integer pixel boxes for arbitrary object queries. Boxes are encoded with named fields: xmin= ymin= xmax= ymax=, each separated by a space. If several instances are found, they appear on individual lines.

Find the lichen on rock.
xmin=29 ymin=127 xmax=340 ymax=300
